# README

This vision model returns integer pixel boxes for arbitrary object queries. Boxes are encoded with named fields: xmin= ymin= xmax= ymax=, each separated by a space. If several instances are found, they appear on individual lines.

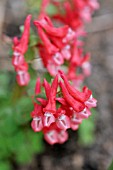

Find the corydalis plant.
xmin=11 ymin=0 xmax=99 ymax=144
xmin=31 ymin=71 xmax=97 ymax=145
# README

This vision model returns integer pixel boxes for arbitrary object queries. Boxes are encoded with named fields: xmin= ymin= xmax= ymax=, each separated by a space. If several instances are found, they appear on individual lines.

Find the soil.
xmin=1 ymin=0 xmax=113 ymax=170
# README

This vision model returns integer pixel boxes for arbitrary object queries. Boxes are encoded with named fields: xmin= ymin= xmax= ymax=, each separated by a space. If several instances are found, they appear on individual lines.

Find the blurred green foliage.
xmin=26 ymin=0 xmax=42 ymax=16
xmin=108 ymin=160 xmax=113 ymax=170
xmin=0 ymin=72 xmax=44 ymax=170
xmin=78 ymin=108 xmax=97 ymax=146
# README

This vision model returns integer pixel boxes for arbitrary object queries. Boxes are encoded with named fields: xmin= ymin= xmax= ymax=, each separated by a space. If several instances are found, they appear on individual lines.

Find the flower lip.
xmin=57 ymin=114 xmax=70 ymax=130
xmin=31 ymin=116 xmax=43 ymax=132
xmin=44 ymin=130 xmax=58 ymax=145
xmin=13 ymin=51 xmax=20 ymax=57
xmin=85 ymin=94 xmax=97 ymax=108
xmin=43 ymin=112 xmax=55 ymax=127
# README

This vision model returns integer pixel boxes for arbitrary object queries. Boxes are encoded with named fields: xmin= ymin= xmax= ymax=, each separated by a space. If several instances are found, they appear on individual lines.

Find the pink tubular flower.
xmin=43 ymin=75 xmax=59 ymax=127
xmin=16 ymin=71 xmax=30 ymax=86
xmin=85 ymin=95 xmax=97 ymax=108
xmin=43 ymin=123 xmax=58 ymax=145
xmin=35 ymin=78 xmax=41 ymax=95
xmin=44 ymin=129 xmax=58 ymax=145
xmin=43 ymin=74 xmax=59 ymax=114
xmin=34 ymin=15 xmax=69 ymax=38
xmin=56 ymin=114 xmax=70 ymax=130
xmin=12 ymin=53 xmax=25 ymax=67
xmin=31 ymin=103 xmax=43 ymax=132
xmin=13 ymin=15 xmax=31 ymax=54
xmin=43 ymin=123 xmax=69 ymax=145
xmin=57 ymin=130 xmax=68 ymax=144
xmin=43 ymin=79 xmax=51 ymax=99
xmin=12 ymin=15 xmax=31 ymax=86
xmin=36 ymin=25 xmax=58 ymax=55
xmin=59 ymin=70 xmax=92 ymax=103
xmin=59 ymin=81 xmax=85 ymax=112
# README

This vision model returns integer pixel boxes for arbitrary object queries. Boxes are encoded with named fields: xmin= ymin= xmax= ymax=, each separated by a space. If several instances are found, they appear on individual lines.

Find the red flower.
xmin=12 ymin=15 xmax=31 ymax=86
xmin=13 ymin=15 xmax=31 ymax=54
xmin=59 ymin=70 xmax=92 ymax=102
xmin=35 ymin=78 xmax=41 ymax=95
xmin=43 ymin=74 xmax=59 ymax=114
xmin=34 ymin=15 xmax=69 ymax=38
xmin=31 ymin=103 xmax=43 ymax=132
xmin=59 ymin=81 xmax=85 ymax=112
xmin=16 ymin=71 xmax=30 ymax=86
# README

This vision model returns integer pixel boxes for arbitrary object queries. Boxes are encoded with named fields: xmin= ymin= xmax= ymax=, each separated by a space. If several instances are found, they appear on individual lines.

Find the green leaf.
xmin=29 ymin=35 xmax=38 ymax=47
xmin=0 ymin=135 xmax=10 ymax=159
xmin=9 ymin=48 xmax=13 ymax=57
xmin=46 ymin=4 xmax=58 ymax=15
xmin=0 ymin=108 xmax=18 ymax=135
xmin=43 ymin=72 xmax=52 ymax=83
xmin=5 ymin=131 xmax=25 ymax=153
xmin=19 ymin=25 xmax=24 ymax=33
xmin=16 ymin=144 xmax=33 ymax=164
xmin=14 ymin=97 xmax=33 ymax=125
xmin=26 ymin=0 xmax=42 ymax=14
xmin=27 ymin=78 xmax=36 ymax=96
xmin=108 ymin=160 xmax=113 ymax=170
xmin=26 ymin=130 xmax=45 ymax=153
xmin=0 ymin=73 xmax=9 ymax=97
xmin=0 ymin=161 xmax=11 ymax=170
xmin=78 ymin=110 xmax=96 ymax=146
xmin=25 ymin=47 xmax=35 ymax=62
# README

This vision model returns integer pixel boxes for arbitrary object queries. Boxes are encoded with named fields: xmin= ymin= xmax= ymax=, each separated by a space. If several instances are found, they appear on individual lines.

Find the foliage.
xmin=78 ymin=108 xmax=97 ymax=146
xmin=0 ymin=73 xmax=44 ymax=170
xmin=108 ymin=160 xmax=113 ymax=170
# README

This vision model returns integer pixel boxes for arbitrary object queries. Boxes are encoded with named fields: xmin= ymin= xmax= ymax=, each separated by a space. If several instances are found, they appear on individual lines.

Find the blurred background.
xmin=0 ymin=0 xmax=113 ymax=170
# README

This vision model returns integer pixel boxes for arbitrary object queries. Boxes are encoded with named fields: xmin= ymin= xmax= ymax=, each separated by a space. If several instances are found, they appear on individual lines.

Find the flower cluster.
xmin=34 ymin=0 xmax=99 ymax=87
xmin=11 ymin=1 xmax=99 ymax=87
xmin=12 ymin=15 xmax=31 ymax=86
xmin=11 ymin=0 xmax=99 ymax=144
xmin=31 ymin=71 xmax=97 ymax=145
xmin=51 ymin=0 xmax=99 ymax=25
xmin=34 ymin=14 xmax=91 ymax=87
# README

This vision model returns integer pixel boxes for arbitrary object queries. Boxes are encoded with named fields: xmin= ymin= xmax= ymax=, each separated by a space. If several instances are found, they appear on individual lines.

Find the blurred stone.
xmin=72 ymin=154 xmax=84 ymax=168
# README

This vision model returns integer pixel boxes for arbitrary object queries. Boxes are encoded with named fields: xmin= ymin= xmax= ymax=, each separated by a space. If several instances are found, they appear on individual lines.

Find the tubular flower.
xmin=12 ymin=15 xmax=31 ymax=86
xmin=30 ymin=72 xmax=97 ymax=144
xmin=34 ymin=15 xmax=76 ymax=75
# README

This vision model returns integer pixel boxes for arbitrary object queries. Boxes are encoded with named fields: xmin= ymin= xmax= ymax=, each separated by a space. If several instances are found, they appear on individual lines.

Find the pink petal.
xmin=71 ymin=124 xmax=79 ymax=131
xmin=31 ymin=117 xmax=43 ymax=132
xmin=43 ymin=112 xmax=55 ymax=127
xmin=57 ymin=130 xmax=68 ymax=144
xmin=16 ymin=71 xmax=30 ymax=86
xmin=77 ymin=108 xmax=89 ymax=119
xmin=44 ymin=130 xmax=58 ymax=145
xmin=52 ymin=52 xmax=64 ymax=65
xmin=61 ymin=45 xmax=71 ymax=60
xmin=56 ymin=114 xmax=70 ymax=130
xmin=35 ymin=78 xmax=41 ymax=95
xmin=82 ymin=61 xmax=91 ymax=77
xmin=12 ymin=52 xmax=25 ymax=66
xmin=62 ymin=28 xmax=76 ymax=43
xmin=85 ymin=95 xmax=97 ymax=108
